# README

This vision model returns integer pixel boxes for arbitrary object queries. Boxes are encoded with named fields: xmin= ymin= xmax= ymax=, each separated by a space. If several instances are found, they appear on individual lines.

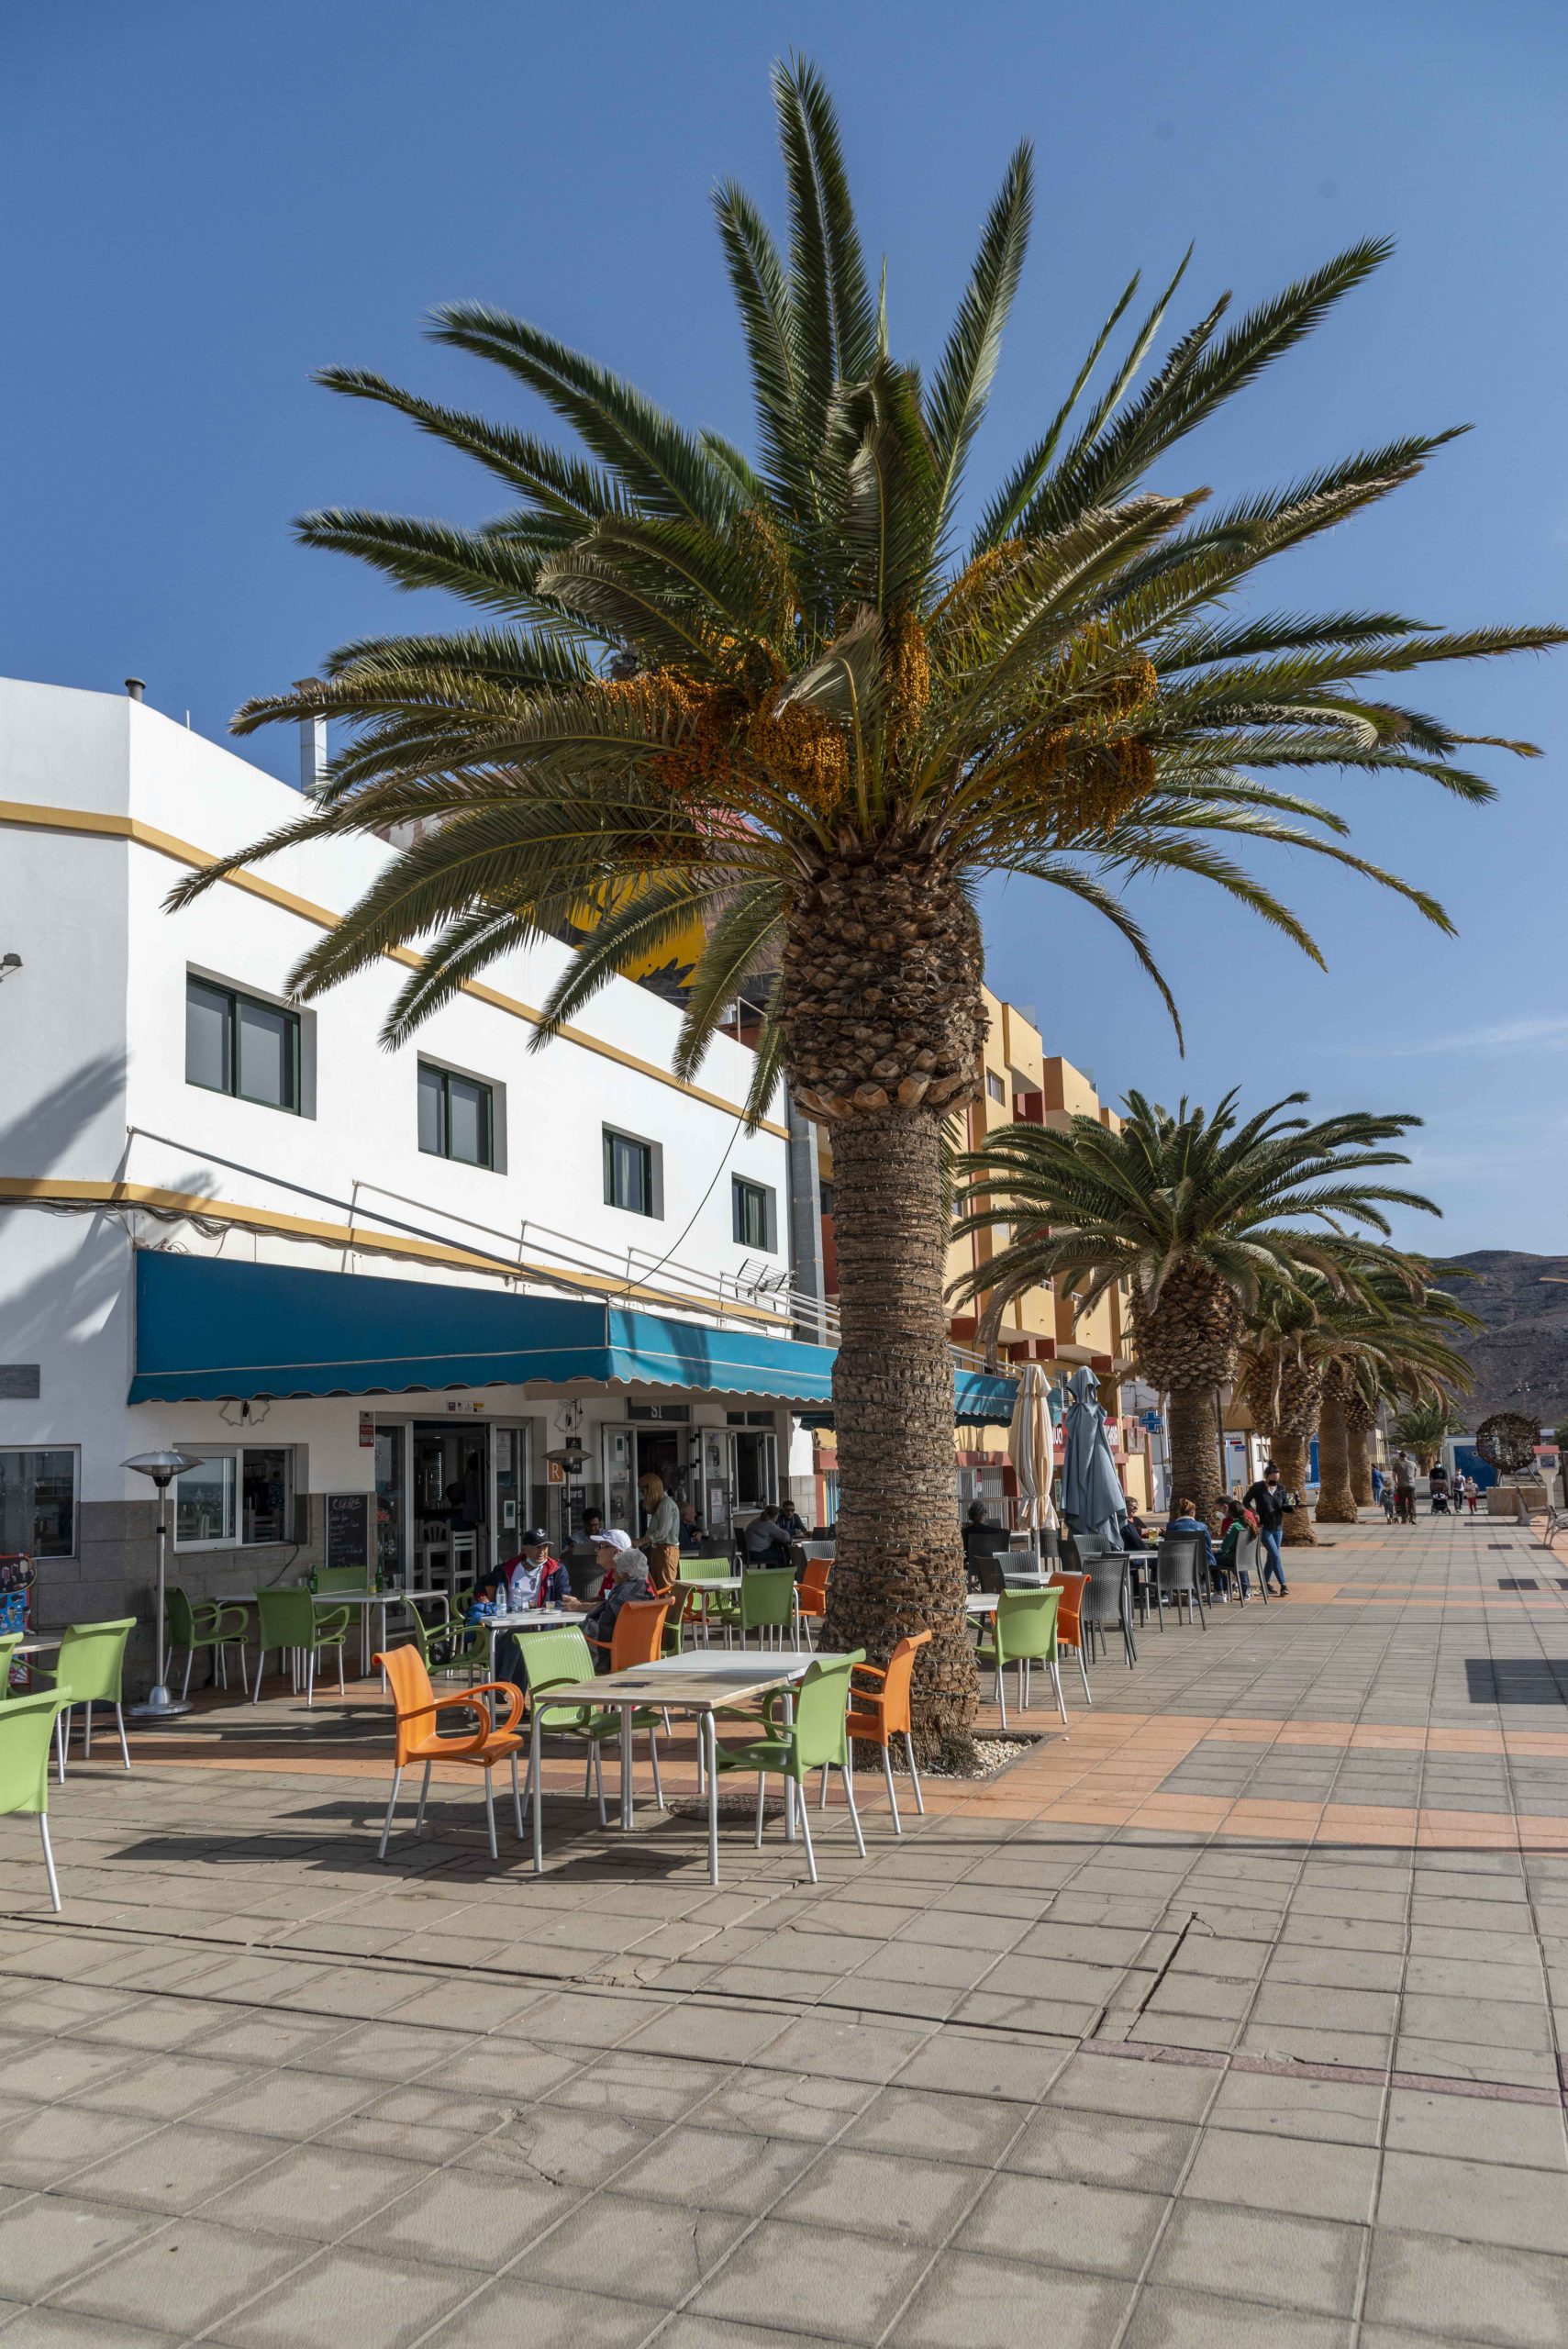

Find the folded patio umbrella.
xmin=1060 ymin=1364 xmax=1127 ymax=1549
xmin=1008 ymin=1361 xmax=1059 ymax=1534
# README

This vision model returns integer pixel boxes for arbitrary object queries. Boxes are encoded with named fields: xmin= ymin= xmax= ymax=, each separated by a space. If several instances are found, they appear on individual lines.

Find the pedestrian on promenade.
xmin=1241 ymin=1464 xmax=1291 ymax=1595
xmin=1392 ymin=1450 xmax=1418 ymax=1525
xmin=639 ymin=1473 xmax=682 ymax=1591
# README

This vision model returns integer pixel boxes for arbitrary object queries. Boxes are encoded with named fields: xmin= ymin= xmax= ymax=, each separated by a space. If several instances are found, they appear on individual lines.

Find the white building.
xmin=0 ymin=676 xmax=843 ymax=1674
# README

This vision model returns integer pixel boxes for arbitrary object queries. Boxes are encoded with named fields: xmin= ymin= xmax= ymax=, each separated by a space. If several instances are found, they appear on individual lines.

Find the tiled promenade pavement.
xmin=1 ymin=1513 xmax=1567 ymax=2348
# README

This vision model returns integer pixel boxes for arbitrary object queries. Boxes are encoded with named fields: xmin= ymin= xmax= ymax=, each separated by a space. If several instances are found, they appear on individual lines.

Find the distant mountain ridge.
xmin=1441 ymin=1250 xmax=1568 ymax=1431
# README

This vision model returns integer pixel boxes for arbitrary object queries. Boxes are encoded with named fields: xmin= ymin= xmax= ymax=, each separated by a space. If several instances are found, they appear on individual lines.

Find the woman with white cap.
xmin=567 ymin=1529 xmax=650 ymax=1660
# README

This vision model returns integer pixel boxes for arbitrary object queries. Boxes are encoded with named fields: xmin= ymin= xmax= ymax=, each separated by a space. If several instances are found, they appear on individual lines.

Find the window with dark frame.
xmin=985 ymin=1071 xmax=1006 ymax=1102
xmin=185 ymin=977 xmax=300 ymax=1113
xmin=0 ymin=1448 xmax=77 ymax=1559
xmin=173 ymin=1448 xmax=294 ymax=1549
xmin=604 ymin=1128 xmax=656 ymax=1216
xmin=732 ymin=1175 xmax=775 ymax=1252
xmin=417 ymin=1062 xmax=495 ymax=1168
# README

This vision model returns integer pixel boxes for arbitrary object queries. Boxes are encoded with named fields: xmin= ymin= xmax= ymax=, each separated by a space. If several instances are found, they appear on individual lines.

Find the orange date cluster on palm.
xmin=778 ymin=859 xmax=985 ymax=1122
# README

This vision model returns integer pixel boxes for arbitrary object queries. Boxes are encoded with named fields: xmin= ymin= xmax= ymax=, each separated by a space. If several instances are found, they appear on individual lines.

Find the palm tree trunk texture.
xmin=1316 ymin=1385 xmax=1359 ymax=1524
xmin=818 ymin=1108 xmax=979 ymax=1758
xmin=1166 ymin=1386 xmax=1225 ymax=1530
xmin=1273 ymin=1425 xmax=1318 ymax=1546
xmin=1345 ymin=1397 xmax=1375 ymax=1506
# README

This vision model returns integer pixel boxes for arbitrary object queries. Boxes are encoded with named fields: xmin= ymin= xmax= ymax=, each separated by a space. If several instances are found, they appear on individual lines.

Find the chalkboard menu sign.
xmin=325 ymin=1492 xmax=372 ymax=1581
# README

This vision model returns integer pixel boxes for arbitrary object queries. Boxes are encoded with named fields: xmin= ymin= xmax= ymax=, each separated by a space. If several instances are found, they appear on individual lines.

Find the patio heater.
xmin=123 ymin=1449 xmax=205 ymax=1719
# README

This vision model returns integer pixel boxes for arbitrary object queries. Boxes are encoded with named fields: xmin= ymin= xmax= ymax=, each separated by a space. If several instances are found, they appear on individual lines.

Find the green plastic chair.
xmin=313 ymin=1565 xmax=373 ymax=1593
xmin=252 ymin=1588 xmax=351 ymax=1706
xmin=712 ymin=1652 xmax=866 ymax=1884
xmin=33 ymin=1620 xmax=134 ymax=1779
xmin=166 ymin=1586 xmax=251 ymax=1699
xmin=0 ymin=1631 xmax=19 ymax=1698
xmin=518 ymin=1625 xmax=618 ymax=1826
xmin=974 ymin=1586 xmax=1066 ymax=1729
xmin=738 ymin=1568 xmax=795 ymax=1653
xmin=0 ymin=1687 xmax=72 ymax=1909
xmin=676 ymin=1554 xmax=738 ymax=1642
xmin=404 ymin=1595 xmax=486 ymax=1683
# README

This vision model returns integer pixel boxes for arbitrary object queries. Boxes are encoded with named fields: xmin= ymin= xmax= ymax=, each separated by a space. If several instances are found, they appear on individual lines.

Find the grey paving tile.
xmin=1363 ymin=2229 xmax=1568 ymax=2345
xmin=1383 ymin=2087 xmax=1568 ymax=2169
xmin=207 ymin=2245 xmax=475 ymax=2348
xmin=845 ymin=2085 xmax=1025 ymax=2166
xmin=1182 ymin=2125 xmax=1378 ymax=2222
xmin=49 ymin=2217 xmax=308 ymax=2333
xmin=0 ymin=2310 xmax=183 ymax=2347
xmin=201 ymin=2143 xmax=432 ymax=2243
xmin=1207 ymin=2070 xmax=1384 ymax=2147
xmin=897 ymin=2250 xmax=1136 ymax=2348
xmin=1376 ymin=2147 xmax=1568 ymax=2254
xmin=0 ymin=2103 xmax=156 ymax=2189
xmin=1047 ymin=2053 xmax=1219 ymax=2124
xmin=1120 ymin=2283 xmax=1351 ymax=2346
xmin=959 ymin=2172 xmax=1168 ymax=2277
xmin=1006 ymin=2106 xmax=1195 ymax=2193
xmin=423 ymin=2279 xmax=663 ymax=2347
xmin=517 ymin=2190 xmax=748 ymax=2304
xmin=1148 ymin=2201 xmax=1364 ymax=2317
xmin=0 ymin=2193 xmax=153 ymax=2296
xmin=686 ymin=2215 xmax=929 ymax=2343
xmin=345 ymin=2163 xmax=573 ymax=2270
xmin=609 ymin=2122 xmax=818 ymax=2213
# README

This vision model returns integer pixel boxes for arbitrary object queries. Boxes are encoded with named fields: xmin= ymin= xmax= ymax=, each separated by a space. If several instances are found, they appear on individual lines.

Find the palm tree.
xmin=167 ymin=61 xmax=1561 ymax=1750
xmin=1243 ymin=1272 xmax=1473 ymax=1542
xmin=1393 ymin=1397 xmax=1456 ymax=1474
xmin=1315 ymin=1284 xmax=1474 ymax=1521
xmin=954 ymin=1091 xmax=1436 ymax=1531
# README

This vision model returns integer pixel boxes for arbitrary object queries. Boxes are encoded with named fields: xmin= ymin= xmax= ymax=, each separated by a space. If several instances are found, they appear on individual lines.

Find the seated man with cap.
xmin=490 ymin=1528 xmax=572 ymax=1692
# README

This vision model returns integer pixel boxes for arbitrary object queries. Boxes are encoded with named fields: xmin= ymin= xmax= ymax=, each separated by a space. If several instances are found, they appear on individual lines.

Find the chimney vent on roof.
xmin=295 ymin=683 xmax=329 ymax=798
xmin=125 ymin=677 xmax=146 ymax=701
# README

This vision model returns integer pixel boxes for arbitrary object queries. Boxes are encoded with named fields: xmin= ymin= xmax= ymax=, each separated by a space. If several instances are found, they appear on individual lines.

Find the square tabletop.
xmin=539 ymin=1648 xmax=844 ymax=1712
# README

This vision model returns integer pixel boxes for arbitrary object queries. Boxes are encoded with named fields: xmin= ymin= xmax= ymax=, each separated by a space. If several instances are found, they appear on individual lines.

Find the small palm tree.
xmin=954 ymin=1091 xmax=1436 ymax=1528
xmin=168 ymin=61 xmax=1559 ymax=1747
xmin=1393 ymin=1397 xmax=1457 ymax=1473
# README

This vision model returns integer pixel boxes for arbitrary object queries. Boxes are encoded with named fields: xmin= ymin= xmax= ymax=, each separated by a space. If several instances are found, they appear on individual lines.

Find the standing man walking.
xmin=1241 ymin=1463 xmax=1291 ymax=1597
xmin=1392 ymin=1449 xmax=1418 ymax=1526
xmin=639 ymin=1473 xmax=682 ymax=1593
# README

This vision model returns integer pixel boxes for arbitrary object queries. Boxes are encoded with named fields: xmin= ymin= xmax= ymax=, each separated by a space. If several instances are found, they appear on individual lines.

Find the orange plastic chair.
xmin=1048 ymin=1571 xmax=1094 ymax=1705
xmin=795 ymin=1558 xmax=830 ymax=1646
xmin=585 ymin=1594 xmax=672 ymax=1675
xmin=841 ymin=1628 xmax=933 ymax=1832
xmin=373 ymin=1642 xmax=526 ymax=1863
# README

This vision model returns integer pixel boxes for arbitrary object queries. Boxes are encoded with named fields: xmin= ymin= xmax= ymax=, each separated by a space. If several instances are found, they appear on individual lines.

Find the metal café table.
xmin=482 ymin=1606 xmax=578 ymax=1679
xmin=529 ymin=1648 xmax=844 ymax=1886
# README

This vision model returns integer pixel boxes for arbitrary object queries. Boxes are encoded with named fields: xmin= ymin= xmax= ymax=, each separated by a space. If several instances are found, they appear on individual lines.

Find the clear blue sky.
xmin=5 ymin=1 xmax=1564 ymax=1254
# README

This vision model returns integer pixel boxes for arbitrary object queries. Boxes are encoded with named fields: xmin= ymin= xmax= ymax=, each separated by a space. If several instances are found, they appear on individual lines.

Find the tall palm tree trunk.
xmin=819 ymin=1109 xmax=978 ymax=1757
xmin=1166 ymin=1386 xmax=1225 ymax=1528
xmin=1345 ymin=1395 xmax=1375 ymax=1506
xmin=795 ymin=857 xmax=986 ymax=1760
xmin=1316 ymin=1373 xmax=1359 ymax=1523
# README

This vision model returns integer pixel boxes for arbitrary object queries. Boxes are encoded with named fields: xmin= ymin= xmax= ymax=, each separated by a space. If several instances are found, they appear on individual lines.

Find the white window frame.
xmin=172 ymin=1445 xmax=295 ymax=1551
xmin=0 ymin=1444 xmax=80 ymax=1562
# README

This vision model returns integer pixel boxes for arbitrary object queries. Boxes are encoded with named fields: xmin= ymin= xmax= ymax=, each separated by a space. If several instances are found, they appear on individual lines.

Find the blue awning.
xmin=797 ymin=1368 xmax=1018 ymax=1431
xmin=128 ymin=1251 xmax=1018 ymax=1425
xmin=128 ymin=1251 xmax=836 ymax=1407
